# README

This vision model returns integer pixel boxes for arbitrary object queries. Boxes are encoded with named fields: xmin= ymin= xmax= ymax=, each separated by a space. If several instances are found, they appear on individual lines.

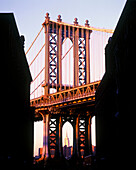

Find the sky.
xmin=0 ymin=0 xmax=127 ymax=52
xmin=0 ymin=0 xmax=127 ymax=156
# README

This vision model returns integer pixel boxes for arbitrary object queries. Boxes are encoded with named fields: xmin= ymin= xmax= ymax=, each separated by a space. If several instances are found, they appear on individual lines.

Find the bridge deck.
xmin=30 ymin=81 xmax=100 ymax=109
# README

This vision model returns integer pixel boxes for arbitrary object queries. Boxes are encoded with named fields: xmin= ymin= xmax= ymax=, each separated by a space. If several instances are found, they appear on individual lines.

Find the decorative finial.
xmin=45 ymin=13 xmax=50 ymax=23
xmin=57 ymin=15 xmax=62 ymax=22
xmin=85 ymin=20 xmax=89 ymax=27
xmin=74 ymin=18 xmax=78 ymax=26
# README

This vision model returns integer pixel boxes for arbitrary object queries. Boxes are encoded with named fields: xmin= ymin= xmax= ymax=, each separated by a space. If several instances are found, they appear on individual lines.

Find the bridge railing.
xmin=30 ymin=81 xmax=100 ymax=107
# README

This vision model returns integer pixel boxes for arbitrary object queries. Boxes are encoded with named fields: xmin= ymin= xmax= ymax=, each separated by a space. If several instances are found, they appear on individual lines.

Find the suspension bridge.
xmin=26 ymin=13 xmax=113 ymax=160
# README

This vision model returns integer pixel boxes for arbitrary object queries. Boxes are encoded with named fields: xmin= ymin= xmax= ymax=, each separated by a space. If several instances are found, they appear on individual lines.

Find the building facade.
xmin=0 ymin=13 xmax=33 ymax=168
xmin=95 ymin=0 xmax=136 ymax=168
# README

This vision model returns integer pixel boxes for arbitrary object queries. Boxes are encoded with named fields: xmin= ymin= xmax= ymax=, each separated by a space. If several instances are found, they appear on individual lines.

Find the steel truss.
xmin=79 ymin=117 xmax=86 ymax=157
xmin=49 ymin=117 xmax=57 ymax=158
xmin=78 ymin=38 xmax=86 ymax=85
xmin=49 ymin=114 xmax=91 ymax=159
xmin=49 ymin=33 xmax=57 ymax=85
xmin=62 ymin=116 xmax=74 ymax=126
xmin=43 ymin=14 xmax=91 ymax=95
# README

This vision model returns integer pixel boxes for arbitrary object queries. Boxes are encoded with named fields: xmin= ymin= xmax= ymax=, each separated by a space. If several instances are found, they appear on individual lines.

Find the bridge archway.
xmin=62 ymin=121 xmax=73 ymax=159
xmin=62 ymin=38 xmax=73 ymax=88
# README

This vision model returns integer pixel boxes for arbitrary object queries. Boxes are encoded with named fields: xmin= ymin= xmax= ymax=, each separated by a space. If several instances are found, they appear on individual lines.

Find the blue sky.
xmin=1 ymin=0 xmax=127 ymax=51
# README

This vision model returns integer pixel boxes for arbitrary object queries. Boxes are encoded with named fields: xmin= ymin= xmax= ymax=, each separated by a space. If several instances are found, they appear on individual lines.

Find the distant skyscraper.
xmin=63 ymin=131 xmax=72 ymax=159
xmin=64 ymin=131 xmax=70 ymax=147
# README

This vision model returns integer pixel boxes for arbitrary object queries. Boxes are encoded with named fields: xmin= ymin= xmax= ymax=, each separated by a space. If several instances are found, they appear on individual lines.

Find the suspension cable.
xmin=29 ymin=43 xmax=45 ymax=67
xmin=25 ymin=26 xmax=44 ymax=55
xmin=31 ymin=67 xmax=45 ymax=83
xmin=62 ymin=44 xmax=73 ymax=60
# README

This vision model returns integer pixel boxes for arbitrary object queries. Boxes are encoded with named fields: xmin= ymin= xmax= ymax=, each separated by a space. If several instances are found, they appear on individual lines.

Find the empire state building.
xmin=64 ymin=131 xmax=70 ymax=147
xmin=63 ymin=131 xmax=72 ymax=159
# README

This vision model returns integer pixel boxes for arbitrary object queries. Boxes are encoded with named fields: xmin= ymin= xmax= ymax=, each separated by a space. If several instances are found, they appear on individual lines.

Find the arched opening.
xmin=62 ymin=121 xmax=73 ymax=159
xmin=91 ymin=116 xmax=96 ymax=155
xmin=34 ymin=120 xmax=43 ymax=157
xmin=62 ymin=38 xmax=73 ymax=89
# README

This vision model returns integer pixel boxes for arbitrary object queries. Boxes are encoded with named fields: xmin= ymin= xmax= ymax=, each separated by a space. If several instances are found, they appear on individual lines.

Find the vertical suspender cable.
xmin=64 ymin=25 xmax=67 ymax=90
xmin=68 ymin=26 xmax=71 ymax=89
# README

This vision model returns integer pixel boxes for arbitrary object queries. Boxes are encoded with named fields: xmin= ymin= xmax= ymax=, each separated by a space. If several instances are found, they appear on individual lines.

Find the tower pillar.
xmin=42 ymin=113 xmax=49 ymax=159
xmin=73 ymin=18 xmax=79 ymax=87
xmin=85 ymin=115 xmax=92 ymax=155
xmin=73 ymin=115 xmax=79 ymax=157
xmin=57 ymin=16 xmax=62 ymax=91
xmin=59 ymin=116 xmax=62 ymax=156
xmin=85 ymin=20 xmax=91 ymax=84
xmin=43 ymin=13 xmax=50 ymax=96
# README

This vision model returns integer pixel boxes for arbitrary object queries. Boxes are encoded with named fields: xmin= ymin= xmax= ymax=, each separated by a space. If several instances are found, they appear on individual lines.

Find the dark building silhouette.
xmin=63 ymin=132 xmax=72 ymax=159
xmin=96 ymin=0 xmax=136 ymax=169
xmin=63 ymin=145 xmax=72 ymax=159
xmin=0 ymin=13 xmax=33 ymax=167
